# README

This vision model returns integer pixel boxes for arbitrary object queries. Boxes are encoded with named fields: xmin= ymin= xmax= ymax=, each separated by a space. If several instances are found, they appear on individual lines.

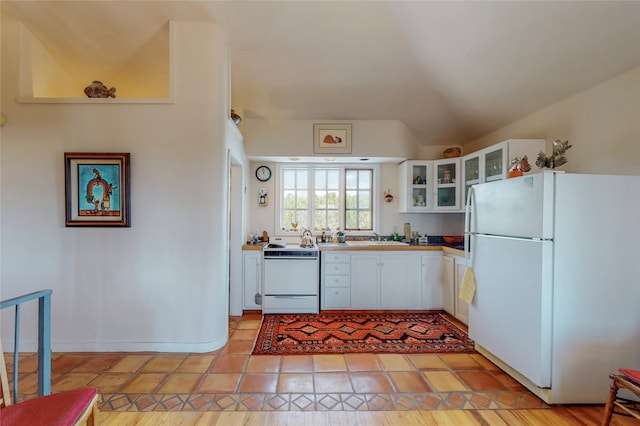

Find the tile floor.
xmin=5 ymin=313 xmax=549 ymax=412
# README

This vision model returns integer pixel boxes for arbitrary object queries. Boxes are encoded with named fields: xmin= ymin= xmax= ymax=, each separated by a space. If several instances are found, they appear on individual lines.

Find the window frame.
xmin=274 ymin=163 xmax=379 ymax=236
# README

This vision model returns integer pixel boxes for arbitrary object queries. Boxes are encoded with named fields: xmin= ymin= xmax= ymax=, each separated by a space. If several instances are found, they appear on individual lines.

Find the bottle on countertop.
xmin=404 ymin=223 xmax=411 ymax=241
xmin=393 ymin=226 xmax=399 ymax=241
xmin=321 ymin=230 xmax=327 ymax=243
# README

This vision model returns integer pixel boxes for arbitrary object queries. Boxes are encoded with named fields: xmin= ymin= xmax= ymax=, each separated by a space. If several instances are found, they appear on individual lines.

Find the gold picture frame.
xmin=313 ymin=123 xmax=352 ymax=154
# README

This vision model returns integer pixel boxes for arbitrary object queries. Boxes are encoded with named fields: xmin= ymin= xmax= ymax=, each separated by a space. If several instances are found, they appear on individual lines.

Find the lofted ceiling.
xmin=3 ymin=1 xmax=639 ymax=146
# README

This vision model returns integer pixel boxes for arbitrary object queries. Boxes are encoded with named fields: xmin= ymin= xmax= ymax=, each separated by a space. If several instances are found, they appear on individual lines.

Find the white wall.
xmin=464 ymin=67 xmax=640 ymax=175
xmin=1 ymin=21 xmax=246 ymax=352
xmin=245 ymin=119 xmax=419 ymax=159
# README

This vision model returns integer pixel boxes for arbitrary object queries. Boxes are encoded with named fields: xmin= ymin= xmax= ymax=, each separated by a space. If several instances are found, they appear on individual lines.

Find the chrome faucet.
xmin=372 ymin=232 xmax=380 ymax=241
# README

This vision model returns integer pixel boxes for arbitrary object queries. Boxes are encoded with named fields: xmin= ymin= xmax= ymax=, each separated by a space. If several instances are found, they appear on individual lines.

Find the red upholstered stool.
xmin=1 ymin=340 xmax=99 ymax=426
xmin=602 ymin=369 xmax=640 ymax=426
xmin=0 ymin=387 xmax=98 ymax=426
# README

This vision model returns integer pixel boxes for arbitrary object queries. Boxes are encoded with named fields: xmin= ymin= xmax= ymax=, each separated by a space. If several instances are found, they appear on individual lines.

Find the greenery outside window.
xmin=279 ymin=165 xmax=374 ymax=233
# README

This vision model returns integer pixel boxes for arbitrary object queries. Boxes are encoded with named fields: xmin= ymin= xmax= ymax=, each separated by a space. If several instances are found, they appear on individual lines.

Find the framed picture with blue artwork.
xmin=65 ymin=152 xmax=131 ymax=227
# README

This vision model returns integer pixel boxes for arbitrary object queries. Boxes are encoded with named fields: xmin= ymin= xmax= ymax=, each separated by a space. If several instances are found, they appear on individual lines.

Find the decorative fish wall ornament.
xmin=84 ymin=81 xmax=116 ymax=98
xmin=535 ymin=139 xmax=572 ymax=169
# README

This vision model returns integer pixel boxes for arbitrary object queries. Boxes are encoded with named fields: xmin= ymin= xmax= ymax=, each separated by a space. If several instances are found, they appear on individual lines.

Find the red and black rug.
xmin=252 ymin=311 xmax=475 ymax=355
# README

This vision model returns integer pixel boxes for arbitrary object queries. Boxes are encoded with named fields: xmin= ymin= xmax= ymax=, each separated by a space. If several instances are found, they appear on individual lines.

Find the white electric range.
xmin=262 ymin=243 xmax=319 ymax=314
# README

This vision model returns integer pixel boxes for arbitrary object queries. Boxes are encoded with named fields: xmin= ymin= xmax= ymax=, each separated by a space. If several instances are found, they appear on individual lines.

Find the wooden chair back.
xmin=0 ymin=340 xmax=12 ymax=407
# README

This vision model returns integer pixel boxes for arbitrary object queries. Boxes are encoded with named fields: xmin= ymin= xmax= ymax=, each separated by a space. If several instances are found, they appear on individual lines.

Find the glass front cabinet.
xmin=398 ymin=161 xmax=433 ymax=212
xmin=461 ymin=139 xmax=546 ymax=207
xmin=433 ymin=159 xmax=460 ymax=211
xmin=398 ymin=159 xmax=460 ymax=212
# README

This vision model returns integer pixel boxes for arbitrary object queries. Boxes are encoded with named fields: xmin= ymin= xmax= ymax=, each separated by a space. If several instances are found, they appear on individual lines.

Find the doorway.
xmin=228 ymin=160 xmax=243 ymax=316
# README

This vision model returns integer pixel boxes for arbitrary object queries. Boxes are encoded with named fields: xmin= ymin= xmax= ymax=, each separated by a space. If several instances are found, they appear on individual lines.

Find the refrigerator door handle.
xmin=464 ymin=186 xmax=475 ymax=267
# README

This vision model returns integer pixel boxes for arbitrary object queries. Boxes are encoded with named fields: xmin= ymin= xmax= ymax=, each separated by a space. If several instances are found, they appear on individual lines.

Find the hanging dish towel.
xmin=460 ymin=186 xmax=476 ymax=305
xmin=459 ymin=266 xmax=476 ymax=304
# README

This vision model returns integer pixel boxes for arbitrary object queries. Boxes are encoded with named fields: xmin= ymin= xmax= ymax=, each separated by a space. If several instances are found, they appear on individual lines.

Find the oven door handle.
xmin=273 ymin=295 xmax=313 ymax=299
xmin=264 ymin=257 xmax=318 ymax=260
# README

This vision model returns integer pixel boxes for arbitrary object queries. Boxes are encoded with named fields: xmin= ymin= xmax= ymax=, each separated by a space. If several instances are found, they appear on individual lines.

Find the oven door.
xmin=263 ymin=257 xmax=319 ymax=295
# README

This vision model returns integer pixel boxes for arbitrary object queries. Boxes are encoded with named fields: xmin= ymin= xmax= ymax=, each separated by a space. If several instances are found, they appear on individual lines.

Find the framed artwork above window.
xmin=313 ymin=123 xmax=352 ymax=154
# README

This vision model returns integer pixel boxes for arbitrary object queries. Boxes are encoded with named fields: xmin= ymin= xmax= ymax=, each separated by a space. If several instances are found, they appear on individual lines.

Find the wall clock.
xmin=255 ymin=165 xmax=272 ymax=182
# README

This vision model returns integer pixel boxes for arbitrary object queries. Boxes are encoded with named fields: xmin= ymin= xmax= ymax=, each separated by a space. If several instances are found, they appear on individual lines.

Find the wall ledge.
xmin=16 ymin=96 xmax=175 ymax=104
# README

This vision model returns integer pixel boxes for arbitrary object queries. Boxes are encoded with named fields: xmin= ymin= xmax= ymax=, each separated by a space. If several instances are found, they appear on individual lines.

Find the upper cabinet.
xmin=433 ymin=158 xmax=461 ymax=211
xmin=462 ymin=139 xmax=545 ymax=207
xmin=398 ymin=159 xmax=460 ymax=213
xmin=401 ymin=139 xmax=545 ymax=213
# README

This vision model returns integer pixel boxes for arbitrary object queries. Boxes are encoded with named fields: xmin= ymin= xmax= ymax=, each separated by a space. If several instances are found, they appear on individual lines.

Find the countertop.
xmin=242 ymin=242 xmax=465 ymax=256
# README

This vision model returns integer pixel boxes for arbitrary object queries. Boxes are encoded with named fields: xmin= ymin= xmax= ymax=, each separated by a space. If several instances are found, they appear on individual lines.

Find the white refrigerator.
xmin=466 ymin=171 xmax=640 ymax=404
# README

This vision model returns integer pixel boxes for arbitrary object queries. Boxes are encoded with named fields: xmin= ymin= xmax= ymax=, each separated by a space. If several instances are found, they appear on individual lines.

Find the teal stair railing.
xmin=0 ymin=289 xmax=52 ymax=401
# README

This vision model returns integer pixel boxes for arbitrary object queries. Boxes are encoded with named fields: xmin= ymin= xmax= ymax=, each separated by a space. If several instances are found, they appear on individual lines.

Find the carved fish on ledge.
xmin=84 ymin=81 xmax=116 ymax=98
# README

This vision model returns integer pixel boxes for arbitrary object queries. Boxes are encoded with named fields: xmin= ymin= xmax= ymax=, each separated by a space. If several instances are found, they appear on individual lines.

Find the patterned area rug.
xmin=252 ymin=311 xmax=475 ymax=355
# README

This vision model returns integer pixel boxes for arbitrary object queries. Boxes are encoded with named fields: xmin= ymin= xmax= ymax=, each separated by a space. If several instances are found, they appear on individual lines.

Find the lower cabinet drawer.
xmin=262 ymin=295 xmax=319 ymax=314
xmin=324 ymin=263 xmax=350 ymax=275
xmin=323 ymin=287 xmax=350 ymax=309
xmin=324 ymin=274 xmax=350 ymax=287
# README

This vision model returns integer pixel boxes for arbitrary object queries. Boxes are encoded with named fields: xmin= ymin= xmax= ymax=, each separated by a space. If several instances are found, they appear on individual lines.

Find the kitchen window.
xmin=278 ymin=165 xmax=374 ymax=233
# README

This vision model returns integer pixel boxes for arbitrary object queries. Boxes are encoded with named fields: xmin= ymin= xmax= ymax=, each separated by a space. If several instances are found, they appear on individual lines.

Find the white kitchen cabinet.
xmin=380 ymin=254 xmax=421 ymax=309
xmin=454 ymin=256 xmax=469 ymax=325
xmin=350 ymin=254 xmax=380 ymax=308
xmin=462 ymin=139 xmax=545 ymax=207
xmin=441 ymin=255 xmax=455 ymax=315
xmin=433 ymin=158 xmax=461 ymax=211
xmin=349 ymin=252 xmax=421 ymax=309
xmin=421 ymin=253 xmax=444 ymax=309
xmin=442 ymin=254 xmax=469 ymax=324
xmin=398 ymin=161 xmax=433 ymax=212
xmin=243 ymin=250 xmax=262 ymax=310
xmin=399 ymin=159 xmax=460 ymax=212
xmin=321 ymin=252 xmax=351 ymax=309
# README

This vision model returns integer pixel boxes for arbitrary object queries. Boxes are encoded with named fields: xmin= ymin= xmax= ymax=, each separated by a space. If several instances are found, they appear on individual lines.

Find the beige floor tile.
xmin=229 ymin=329 xmax=257 ymax=341
xmin=176 ymin=355 xmax=216 ymax=373
xmin=345 ymin=354 xmax=381 ymax=372
xmin=387 ymin=371 xmax=431 ymax=393
xmin=350 ymin=372 xmax=393 ymax=393
xmin=245 ymin=355 xmax=281 ymax=373
xmin=197 ymin=373 xmax=242 ymax=393
xmin=119 ymin=373 xmax=168 ymax=393
xmin=407 ymin=354 xmax=450 ymax=370
xmin=108 ymin=355 xmax=153 ymax=373
xmin=439 ymin=354 xmax=483 ymax=370
xmin=470 ymin=353 xmax=500 ymax=371
xmin=221 ymin=341 xmax=254 ymax=355
xmin=87 ymin=372 xmax=135 ymax=393
xmin=457 ymin=371 xmax=507 ymax=391
xmin=237 ymin=320 xmax=261 ymax=330
xmin=157 ymin=373 xmax=202 ymax=393
xmin=237 ymin=373 xmax=278 ymax=393
xmin=210 ymin=356 xmax=248 ymax=373
xmin=141 ymin=355 xmax=186 ymax=373
xmin=281 ymin=355 xmax=313 ymax=372
xmin=423 ymin=371 xmax=468 ymax=392
xmin=376 ymin=354 xmax=413 ymax=371
xmin=313 ymin=354 xmax=347 ymax=372
xmin=314 ymin=372 xmax=354 ymax=393
xmin=52 ymin=373 xmax=99 ymax=392
xmin=71 ymin=354 xmax=124 ymax=373
xmin=277 ymin=373 xmax=314 ymax=393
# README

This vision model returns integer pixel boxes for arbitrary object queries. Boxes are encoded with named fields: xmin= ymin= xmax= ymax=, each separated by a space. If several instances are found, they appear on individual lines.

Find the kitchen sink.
xmin=346 ymin=240 xmax=409 ymax=246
